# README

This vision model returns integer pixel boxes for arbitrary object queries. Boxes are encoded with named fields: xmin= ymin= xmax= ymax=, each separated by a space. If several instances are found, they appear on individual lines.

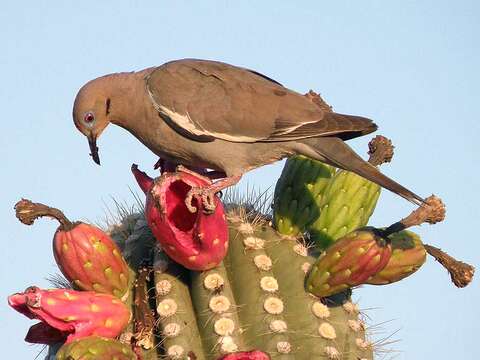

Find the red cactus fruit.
xmin=132 ymin=164 xmax=228 ymax=271
xmin=8 ymin=286 xmax=131 ymax=345
xmin=306 ymin=228 xmax=392 ymax=297
xmin=14 ymin=199 xmax=130 ymax=299
xmin=218 ymin=350 xmax=271 ymax=360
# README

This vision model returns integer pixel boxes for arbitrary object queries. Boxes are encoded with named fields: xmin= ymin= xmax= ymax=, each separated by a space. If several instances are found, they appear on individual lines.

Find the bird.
xmin=73 ymin=58 xmax=424 ymax=212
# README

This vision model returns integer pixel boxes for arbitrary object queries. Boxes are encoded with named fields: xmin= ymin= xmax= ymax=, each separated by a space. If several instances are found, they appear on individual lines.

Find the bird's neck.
xmin=105 ymin=69 xmax=163 ymax=154
xmin=106 ymin=71 xmax=146 ymax=127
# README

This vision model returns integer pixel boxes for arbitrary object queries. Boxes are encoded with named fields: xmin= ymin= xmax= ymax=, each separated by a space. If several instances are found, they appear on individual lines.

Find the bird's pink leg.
xmin=156 ymin=158 xmax=226 ymax=179
xmin=176 ymin=165 xmax=212 ymax=183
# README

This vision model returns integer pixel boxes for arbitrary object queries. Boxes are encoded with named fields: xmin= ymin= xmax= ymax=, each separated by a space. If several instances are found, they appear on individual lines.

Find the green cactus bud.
xmin=56 ymin=336 xmax=136 ymax=360
xmin=368 ymin=230 xmax=427 ymax=285
xmin=274 ymin=155 xmax=335 ymax=236
xmin=308 ymin=136 xmax=394 ymax=249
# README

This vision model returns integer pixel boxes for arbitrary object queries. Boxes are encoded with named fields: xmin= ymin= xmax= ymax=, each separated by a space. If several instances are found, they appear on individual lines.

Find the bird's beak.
xmin=88 ymin=133 xmax=101 ymax=165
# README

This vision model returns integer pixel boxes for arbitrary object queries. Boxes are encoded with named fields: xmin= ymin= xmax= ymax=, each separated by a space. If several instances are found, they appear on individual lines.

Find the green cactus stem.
xmin=224 ymin=218 xmax=292 ymax=356
xmin=153 ymin=250 xmax=207 ymax=360
xmin=308 ymin=135 xmax=394 ymax=249
xmin=225 ymin=209 xmax=372 ymax=360
xmin=190 ymin=260 xmax=246 ymax=358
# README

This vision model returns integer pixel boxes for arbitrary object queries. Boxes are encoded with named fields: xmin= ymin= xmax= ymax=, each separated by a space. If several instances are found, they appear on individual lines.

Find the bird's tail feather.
xmin=298 ymin=137 xmax=424 ymax=206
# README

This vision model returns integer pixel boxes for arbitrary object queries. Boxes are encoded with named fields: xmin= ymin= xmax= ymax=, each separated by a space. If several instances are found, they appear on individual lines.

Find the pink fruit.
xmin=132 ymin=164 xmax=228 ymax=271
xmin=8 ymin=286 xmax=131 ymax=344
xmin=15 ymin=199 xmax=130 ymax=299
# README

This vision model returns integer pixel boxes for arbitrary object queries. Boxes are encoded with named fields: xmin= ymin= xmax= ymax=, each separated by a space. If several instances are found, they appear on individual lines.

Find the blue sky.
xmin=1 ymin=1 xmax=478 ymax=359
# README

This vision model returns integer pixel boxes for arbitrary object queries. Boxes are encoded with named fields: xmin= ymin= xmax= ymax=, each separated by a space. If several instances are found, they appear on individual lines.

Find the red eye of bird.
xmin=84 ymin=112 xmax=95 ymax=123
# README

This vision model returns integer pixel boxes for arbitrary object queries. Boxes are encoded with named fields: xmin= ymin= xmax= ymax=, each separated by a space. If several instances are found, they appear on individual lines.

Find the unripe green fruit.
xmin=308 ymin=169 xmax=381 ymax=249
xmin=273 ymin=155 xmax=334 ymax=236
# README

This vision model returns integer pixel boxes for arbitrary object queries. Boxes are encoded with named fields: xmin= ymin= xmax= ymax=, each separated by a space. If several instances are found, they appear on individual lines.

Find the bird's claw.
xmin=185 ymin=187 xmax=217 ymax=214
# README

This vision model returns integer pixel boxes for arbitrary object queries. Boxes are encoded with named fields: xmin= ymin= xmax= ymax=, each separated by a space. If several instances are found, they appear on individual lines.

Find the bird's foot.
xmin=185 ymin=187 xmax=217 ymax=214
xmin=183 ymin=173 xmax=242 ymax=214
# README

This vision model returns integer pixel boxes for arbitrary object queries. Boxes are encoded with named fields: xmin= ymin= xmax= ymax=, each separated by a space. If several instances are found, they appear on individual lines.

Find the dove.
xmin=73 ymin=59 xmax=424 ymax=212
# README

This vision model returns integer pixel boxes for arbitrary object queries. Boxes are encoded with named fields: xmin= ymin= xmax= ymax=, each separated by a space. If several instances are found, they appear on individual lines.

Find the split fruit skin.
xmin=56 ymin=336 xmax=137 ymax=360
xmin=8 ymin=286 xmax=130 ymax=345
xmin=368 ymin=230 xmax=426 ymax=285
xmin=132 ymin=165 xmax=229 ymax=271
xmin=306 ymin=228 xmax=392 ymax=298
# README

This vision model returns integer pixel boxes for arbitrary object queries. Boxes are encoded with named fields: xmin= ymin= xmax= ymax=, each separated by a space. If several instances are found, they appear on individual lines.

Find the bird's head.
xmin=72 ymin=78 xmax=113 ymax=165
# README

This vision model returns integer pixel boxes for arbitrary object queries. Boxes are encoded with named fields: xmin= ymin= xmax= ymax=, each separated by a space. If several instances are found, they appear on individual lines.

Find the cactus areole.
xmin=132 ymin=164 xmax=229 ymax=271
xmin=14 ymin=199 xmax=130 ymax=299
xmin=8 ymin=287 xmax=130 ymax=345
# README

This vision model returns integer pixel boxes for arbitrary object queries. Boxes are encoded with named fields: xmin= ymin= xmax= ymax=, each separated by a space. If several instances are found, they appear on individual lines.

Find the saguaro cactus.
xmin=9 ymin=91 xmax=474 ymax=359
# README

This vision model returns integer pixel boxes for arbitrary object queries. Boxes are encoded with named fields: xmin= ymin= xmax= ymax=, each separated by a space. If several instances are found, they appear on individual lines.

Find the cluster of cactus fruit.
xmin=9 ymin=97 xmax=474 ymax=359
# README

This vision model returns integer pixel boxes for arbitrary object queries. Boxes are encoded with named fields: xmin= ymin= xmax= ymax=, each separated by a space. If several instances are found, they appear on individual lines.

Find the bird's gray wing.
xmin=145 ymin=59 xmax=376 ymax=143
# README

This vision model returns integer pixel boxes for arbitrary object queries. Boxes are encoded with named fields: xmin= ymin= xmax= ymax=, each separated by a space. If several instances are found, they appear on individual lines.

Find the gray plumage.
xmin=73 ymin=59 xmax=424 ymax=206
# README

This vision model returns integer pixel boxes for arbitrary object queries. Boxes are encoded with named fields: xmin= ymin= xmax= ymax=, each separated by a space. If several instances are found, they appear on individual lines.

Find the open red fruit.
xmin=132 ymin=164 xmax=228 ymax=271
xmin=8 ymin=286 xmax=131 ymax=345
